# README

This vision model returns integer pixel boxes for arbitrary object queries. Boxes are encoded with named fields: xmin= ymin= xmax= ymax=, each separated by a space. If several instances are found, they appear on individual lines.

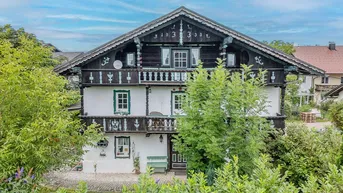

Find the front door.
xmin=169 ymin=136 xmax=187 ymax=169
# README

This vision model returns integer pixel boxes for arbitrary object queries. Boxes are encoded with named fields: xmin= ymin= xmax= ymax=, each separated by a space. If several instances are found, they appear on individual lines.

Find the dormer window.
xmin=173 ymin=50 xmax=188 ymax=68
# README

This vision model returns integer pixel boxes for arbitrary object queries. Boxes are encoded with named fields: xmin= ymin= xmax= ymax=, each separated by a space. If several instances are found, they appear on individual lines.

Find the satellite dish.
xmin=113 ymin=60 xmax=123 ymax=69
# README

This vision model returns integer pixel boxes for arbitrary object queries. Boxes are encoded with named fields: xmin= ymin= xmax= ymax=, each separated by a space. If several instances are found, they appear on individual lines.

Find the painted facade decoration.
xmin=54 ymin=7 xmax=324 ymax=173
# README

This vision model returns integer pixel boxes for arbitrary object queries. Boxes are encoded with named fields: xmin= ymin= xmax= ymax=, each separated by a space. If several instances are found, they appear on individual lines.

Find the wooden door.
xmin=169 ymin=136 xmax=187 ymax=169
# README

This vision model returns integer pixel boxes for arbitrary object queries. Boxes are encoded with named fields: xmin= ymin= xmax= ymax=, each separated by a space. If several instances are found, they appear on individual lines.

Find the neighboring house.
xmin=294 ymin=42 xmax=343 ymax=103
xmin=325 ymin=84 xmax=343 ymax=101
xmin=54 ymin=7 xmax=324 ymax=173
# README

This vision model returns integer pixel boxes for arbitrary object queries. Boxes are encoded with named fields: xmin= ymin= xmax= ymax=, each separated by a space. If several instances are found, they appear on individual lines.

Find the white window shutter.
xmin=191 ymin=48 xmax=200 ymax=66
xmin=161 ymin=48 xmax=170 ymax=66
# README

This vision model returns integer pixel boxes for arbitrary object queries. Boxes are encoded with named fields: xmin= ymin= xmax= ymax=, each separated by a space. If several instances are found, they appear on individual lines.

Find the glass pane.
xmin=182 ymin=53 xmax=186 ymax=57
xmin=123 ymin=99 xmax=127 ymax=103
xmin=124 ymin=138 xmax=129 ymax=145
xmin=123 ymin=104 xmax=127 ymax=109
xmin=118 ymin=104 xmax=122 ymax=109
xmin=172 ymin=154 xmax=176 ymax=162
xmin=118 ymin=99 xmax=122 ymax=103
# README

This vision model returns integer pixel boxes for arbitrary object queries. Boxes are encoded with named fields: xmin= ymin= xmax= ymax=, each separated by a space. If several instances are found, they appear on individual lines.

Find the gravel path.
xmin=44 ymin=171 xmax=186 ymax=192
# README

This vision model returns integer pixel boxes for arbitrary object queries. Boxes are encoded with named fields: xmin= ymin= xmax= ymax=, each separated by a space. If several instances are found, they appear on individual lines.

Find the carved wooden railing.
xmin=82 ymin=115 xmax=286 ymax=132
xmin=82 ymin=116 xmax=177 ymax=133
xmin=81 ymin=68 xmax=285 ymax=86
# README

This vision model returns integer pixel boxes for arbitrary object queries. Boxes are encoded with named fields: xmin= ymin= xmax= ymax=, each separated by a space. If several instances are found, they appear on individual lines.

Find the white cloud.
xmin=110 ymin=0 xmax=167 ymax=14
xmin=0 ymin=17 xmax=9 ymax=24
xmin=252 ymin=0 xmax=326 ymax=11
xmin=77 ymin=26 xmax=134 ymax=32
xmin=0 ymin=0 xmax=29 ymax=9
xmin=329 ymin=18 xmax=343 ymax=29
xmin=46 ymin=14 xmax=138 ymax=23
xmin=28 ymin=29 xmax=95 ymax=39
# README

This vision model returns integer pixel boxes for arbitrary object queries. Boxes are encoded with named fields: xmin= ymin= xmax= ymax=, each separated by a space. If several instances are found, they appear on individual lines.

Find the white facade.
xmin=82 ymin=85 xmax=281 ymax=173
xmin=83 ymin=86 xmax=281 ymax=117
xmin=83 ymin=133 xmax=168 ymax=173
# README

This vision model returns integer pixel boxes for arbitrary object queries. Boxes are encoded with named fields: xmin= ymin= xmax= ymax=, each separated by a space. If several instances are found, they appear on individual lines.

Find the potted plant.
xmin=132 ymin=156 xmax=141 ymax=174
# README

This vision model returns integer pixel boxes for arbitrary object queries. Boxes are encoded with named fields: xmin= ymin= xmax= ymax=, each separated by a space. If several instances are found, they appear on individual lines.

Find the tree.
xmin=263 ymin=40 xmax=295 ymax=55
xmin=173 ymin=59 xmax=270 ymax=175
xmin=0 ymin=34 xmax=102 ymax=180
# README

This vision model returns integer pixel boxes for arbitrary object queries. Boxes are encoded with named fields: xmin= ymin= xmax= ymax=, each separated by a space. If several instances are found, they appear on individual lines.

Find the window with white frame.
xmin=113 ymin=90 xmax=130 ymax=114
xmin=115 ymin=136 xmax=130 ymax=158
xmin=126 ymin=53 xmax=135 ymax=66
xmin=172 ymin=92 xmax=186 ymax=115
xmin=227 ymin=53 xmax=236 ymax=67
xmin=173 ymin=50 xmax=188 ymax=68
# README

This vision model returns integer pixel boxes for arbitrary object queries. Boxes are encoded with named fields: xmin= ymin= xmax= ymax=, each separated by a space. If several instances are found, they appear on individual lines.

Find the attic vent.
xmin=329 ymin=42 xmax=336 ymax=50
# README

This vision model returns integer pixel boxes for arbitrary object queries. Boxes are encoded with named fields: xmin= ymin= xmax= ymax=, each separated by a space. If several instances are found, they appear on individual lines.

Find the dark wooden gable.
xmin=141 ymin=18 xmax=223 ymax=43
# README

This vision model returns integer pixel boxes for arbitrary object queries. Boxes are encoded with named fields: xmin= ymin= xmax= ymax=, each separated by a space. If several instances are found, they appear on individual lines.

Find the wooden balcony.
xmin=82 ymin=116 xmax=177 ymax=133
xmin=82 ymin=115 xmax=286 ymax=133
xmin=315 ymin=84 xmax=338 ymax=91
xmin=81 ymin=68 xmax=285 ymax=86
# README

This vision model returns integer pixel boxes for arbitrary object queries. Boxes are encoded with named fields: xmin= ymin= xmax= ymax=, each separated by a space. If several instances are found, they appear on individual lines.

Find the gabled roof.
xmin=54 ymin=6 xmax=325 ymax=76
xmin=325 ymin=84 xmax=343 ymax=97
xmin=294 ymin=46 xmax=343 ymax=74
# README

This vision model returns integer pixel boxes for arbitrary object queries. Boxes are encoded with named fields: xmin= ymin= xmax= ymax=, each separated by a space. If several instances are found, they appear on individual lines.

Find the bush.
xmin=320 ymin=100 xmax=335 ymax=118
xmin=299 ymin=104 xmax=312 ymax=112
xmin=267 ymin=122 xmax=342 ymax=186
xmin=123 ymin=155 xmax=343 ymax=193
xmin=329 ymin=101 xmax=343 ymax=130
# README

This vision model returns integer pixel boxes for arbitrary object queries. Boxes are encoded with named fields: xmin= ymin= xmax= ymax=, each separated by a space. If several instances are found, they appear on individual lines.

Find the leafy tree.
xmin=0 ymin=34 xmax=102 ymax=180
xmin=173 ymin=59 xmax=270 ymax=175
xmin=263 ymin=40 xmax=295 ymax=55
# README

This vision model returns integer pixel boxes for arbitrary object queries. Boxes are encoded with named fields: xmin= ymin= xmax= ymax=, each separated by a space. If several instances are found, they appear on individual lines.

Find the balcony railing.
xmin=82 ymin=115 xmax=286 ymax=133
xmin=315 ymin=84 xmax=338 ymax=91
xmin=81 ymin=68 xmax=284 ymax=86
xmin=82 ymin=116 xmax=177 ymax=133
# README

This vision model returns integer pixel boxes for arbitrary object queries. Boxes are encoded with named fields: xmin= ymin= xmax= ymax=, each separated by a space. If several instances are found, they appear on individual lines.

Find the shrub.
xmin=267 ymin=122 xmax=342 ymax=186
xmin=299 ymin=104 xmax=312 ymax=112
xmin=329 ymin=101 xmax=343 ymax=130
xmin=320 ymin=99 xmax=335 ymax=118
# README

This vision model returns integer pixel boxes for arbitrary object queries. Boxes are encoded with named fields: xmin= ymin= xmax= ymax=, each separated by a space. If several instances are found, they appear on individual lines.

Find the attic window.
xmin=126 ymin=53 xmax=135 ymax=67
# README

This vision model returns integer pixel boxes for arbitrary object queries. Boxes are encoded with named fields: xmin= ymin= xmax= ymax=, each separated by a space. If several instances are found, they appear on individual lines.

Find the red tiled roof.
xmin=294 ymin=46 xmax=343 ymax=74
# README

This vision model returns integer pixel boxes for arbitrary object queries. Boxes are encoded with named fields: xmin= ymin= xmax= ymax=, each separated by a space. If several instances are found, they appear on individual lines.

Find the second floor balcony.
xmin=81 ymin=68 xmax=285 ymax=86
xmin=82 ymin=115 xmax=286 ymax=133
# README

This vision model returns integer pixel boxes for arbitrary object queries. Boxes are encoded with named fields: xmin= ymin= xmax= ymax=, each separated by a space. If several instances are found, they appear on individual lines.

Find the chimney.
xmin=329 ymin=42 xmax=336 ymax=50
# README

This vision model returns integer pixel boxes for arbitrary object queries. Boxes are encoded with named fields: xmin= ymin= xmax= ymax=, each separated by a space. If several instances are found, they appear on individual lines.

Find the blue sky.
xmin=1 ymin=0 xmax=342 ymax=51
